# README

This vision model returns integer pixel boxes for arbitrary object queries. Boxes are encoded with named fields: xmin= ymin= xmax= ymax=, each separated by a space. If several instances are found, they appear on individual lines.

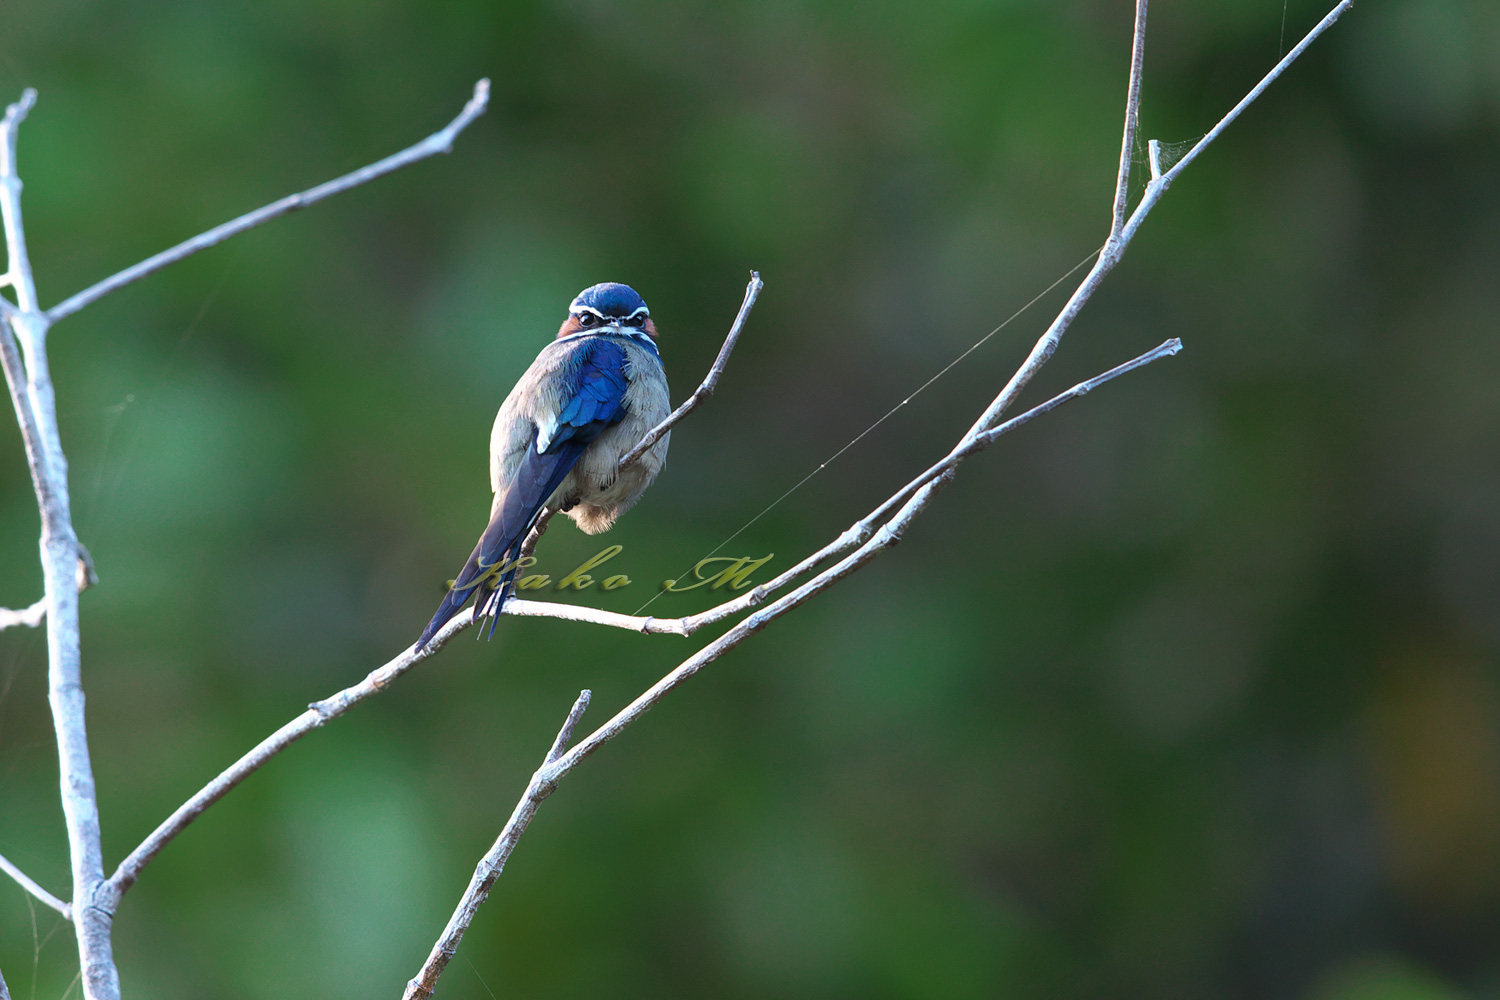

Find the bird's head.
xmin=557 ymin=282 xmax=658 ymax=341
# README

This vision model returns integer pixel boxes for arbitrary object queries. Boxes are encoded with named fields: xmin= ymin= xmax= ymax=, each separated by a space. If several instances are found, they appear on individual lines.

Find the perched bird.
xmin=416 ymin=282 xmax=671 ymax=650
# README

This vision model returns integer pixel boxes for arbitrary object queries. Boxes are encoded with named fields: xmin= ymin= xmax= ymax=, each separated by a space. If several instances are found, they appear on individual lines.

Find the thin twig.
xmin=403 ymin=690 xmax=592 ymax=1000
xmin=959 ymin=0 xmax=1153 ymax=448
xmin=120 ymin=339 xmax=1178 ymax=981
xmin=618 ymin=272 xmax=762 ymax=470
xmin=1146 ymin=1 xmax=1355 ymax=196
xmin=496 ymin=339 xmax=1183 ymax=639
xmin=0 ymin=312 xmax=55 ymax=510
xmin=112 ymin=268 xmax=763 ymax=888
xmin=405 ymin=342 xmax=1181 ymax=997
xmin=45 ymin=80 xmax=491 ymax=323
xmin=0 ymin=596 xmax=47 ymax=631
xmin=0 ymin=545 xmax=97 ymax=633
xmin=406 ymin=0 xmax=1356 ymax=987
xmin=3 ymin=81 xmax=497 ymax=996
xmin=501 ymin=597 xmax=690 ymax=635
xmin=955 ymin=0 xmax=1354 ymax=453
xmin=2 ymin=88 xmax=119 ymax=1000
xmin=1111 ymin=0 xmax=1150 ymax=239
xmin=2 ymin=3 xmax=1349 ymax=992
xmin=107 ymin=613 xmax=472 ymax=896
xmin=1 ymin=90 xmax=39 ymax=313
xmin=535 ymin=349 xmax=1187 ymax=771
xmin=0 ymin=852 xmax=71 ymax=920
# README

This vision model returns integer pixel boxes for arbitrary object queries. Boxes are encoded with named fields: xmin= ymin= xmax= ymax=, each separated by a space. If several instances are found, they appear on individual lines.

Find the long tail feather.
xmin=415 ymin=438 xmax=586 ymax=649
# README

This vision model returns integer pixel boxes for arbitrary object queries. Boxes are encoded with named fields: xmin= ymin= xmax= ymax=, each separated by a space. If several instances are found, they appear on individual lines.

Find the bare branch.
xmin=1147 ymin=138 xmax=1164 ymax=181
xmin=3 ymin=87 xmax=495 ymax=979
xmin=0 ymin=313 xmax=51 ymax=503
xmin=1 ymin=89 xmax=39 ymax=313
xmin=544 ymin=690 xmax=592 ymax=764
xmin=401 ymin=341 xmax=1181 ymax=995
xmin=1148 ymin=1 xmax=1355 ymax=195
xmin=0 ymin=544 xmax=97 ymax=633
xmin=1111 ymin=0 xmax=1149 ymax=239
xmin=0 ymin=6 xmax=1353 ymax=994
xmin=1 ymin=89 xmax=119 ymax=1000
xmin=124 ymin=342 xmax=1173 ymax=901
xmin=0 ymin=595 xmax=46 ymax=631
xmin=109 ymin=271 xmax=761 ymax=891
xmin=497 ymin=339 xmax=1182 ymax=639
xmin=108 ymin=613 xmax=473 ymax=896
xmin=45 ymin=79 xmax=491 ymax=324
xmin=388 ymin=6 xmax=1360 ymax=981
xmin=518 ymin=508 xmax=555 ymax=565
xmin=404 ymin=691 xmax=593 ymax=1000
xmin=957 ymin=0 xmax=1354 ymax=455
xmin=0 ymin=852 xmax=72 ymax=920
xmin=542 ymin=346 xmax=1183 ymax=774
xmin=618 ymin=272 xmax=762 ymax=469
xmin=502 ymin=597 xmax=689 ymax=635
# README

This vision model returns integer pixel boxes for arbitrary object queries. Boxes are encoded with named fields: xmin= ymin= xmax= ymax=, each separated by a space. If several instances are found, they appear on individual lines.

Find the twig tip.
xmin=4 ymin=87 xmax=37 ymax=126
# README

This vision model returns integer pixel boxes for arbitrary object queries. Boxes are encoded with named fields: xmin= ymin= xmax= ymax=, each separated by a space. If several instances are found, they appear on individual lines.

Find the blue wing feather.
xmin=416 ymin=337 xmax=631 ymax=649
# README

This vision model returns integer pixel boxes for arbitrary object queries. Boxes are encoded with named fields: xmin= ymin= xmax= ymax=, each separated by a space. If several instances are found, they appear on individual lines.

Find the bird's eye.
xmin=577 ymin=312 xmax=596 ymax=327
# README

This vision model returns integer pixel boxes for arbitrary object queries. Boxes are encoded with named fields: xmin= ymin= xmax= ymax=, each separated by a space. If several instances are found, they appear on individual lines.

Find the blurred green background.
xmin=3 ymin=0 xmax=1499 ymax=997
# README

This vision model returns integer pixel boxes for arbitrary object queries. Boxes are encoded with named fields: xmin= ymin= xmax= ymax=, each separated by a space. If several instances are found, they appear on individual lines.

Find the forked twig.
xmin=45 ymin=80 xmax=491 ymax=323
xmin=113 ymin=269 xmax=768 ymax=885
xmin=403 ymin=691 xmax=593 ymax=1000
xmin=2 ymin=80 xmax=493 ymax=1000
xmin=2 ymin=86 xmax=119 ymax=1000
xmin=0 ymin=2 xmax=1362 ymax=995
xmin=404 ymin=1 xmax=1359 ymax=991
xmin=499 ymin=337 xmax=1184 ymax=637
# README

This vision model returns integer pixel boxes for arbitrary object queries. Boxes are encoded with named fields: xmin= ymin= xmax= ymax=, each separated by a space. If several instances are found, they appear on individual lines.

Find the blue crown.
xmin=570 ymin=282 xmax=649 ymax=318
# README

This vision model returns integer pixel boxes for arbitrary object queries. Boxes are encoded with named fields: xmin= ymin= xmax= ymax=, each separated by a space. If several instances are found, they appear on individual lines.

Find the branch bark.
xmin=499 ymin=337 xmax=1182 ymax=638
xmin=0 ymin=596 xmax=46 ymax=630
xmin=45 ymin=80 xmax=490 ymax=323
xmin=0 ymin=3 xmax=1359 ymax=994
xmin=115 ymin=336 xmax=1179 ymax=912
xmin=618 ymin=271 xmax=762 ymax=469
xmin=113 ymin=269 xmax=765 ymax=880
xmin=107 ymin=612 xmax=472 ymax=895
xmin=403 ymin=690 xmax=593 ymax=1000
xmin=405 ymin=341 xmax=1181 ymax=998
xmin=0 ymin=548 xmax=97 ymax=633
xmin=2 ymin=80 xmax=492 ymax=1000
xmin=2 ymin=87 xmax=119 ymax=1000
xmin=0 ymin=851 xmax=72 ymax=920
xmin=404 ymin=0 xmax=1359 ymax=990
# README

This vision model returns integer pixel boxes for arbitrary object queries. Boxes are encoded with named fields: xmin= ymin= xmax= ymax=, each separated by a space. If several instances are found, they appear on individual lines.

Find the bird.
xmin=416 ymin=282 xmax=671 ymax=650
